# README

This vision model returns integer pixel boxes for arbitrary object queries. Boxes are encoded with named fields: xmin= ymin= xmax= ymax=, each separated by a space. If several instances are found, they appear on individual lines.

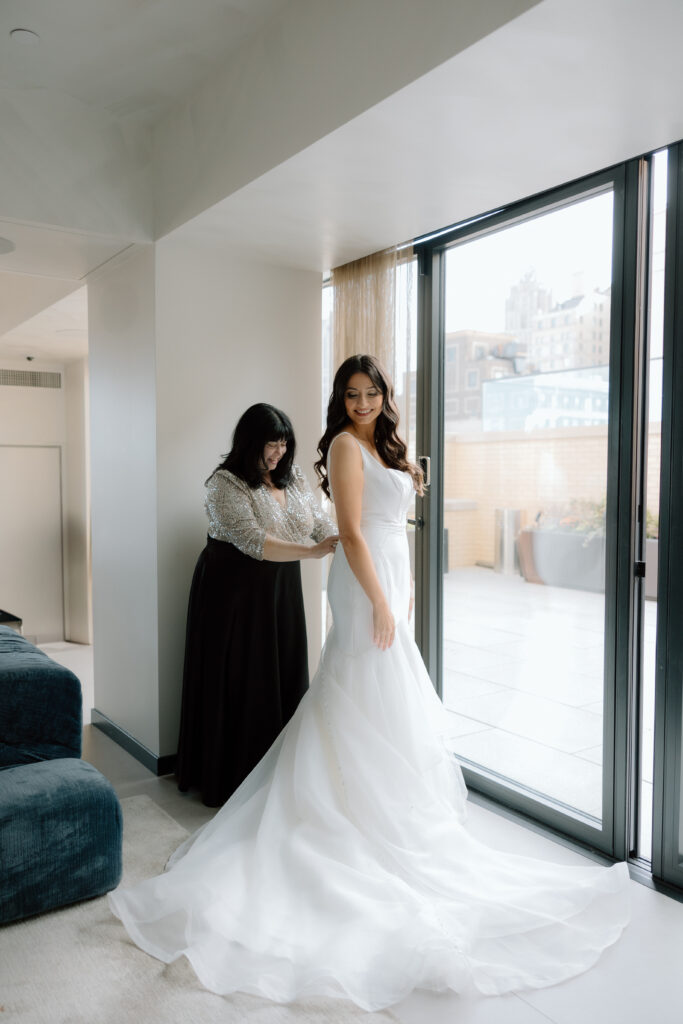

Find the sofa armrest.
xmin=0 ymin=628 xmax=82 ymax=766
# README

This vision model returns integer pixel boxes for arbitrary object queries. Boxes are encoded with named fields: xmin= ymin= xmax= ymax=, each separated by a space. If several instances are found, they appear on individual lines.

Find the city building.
xmin=444 ymin=329 xmax=527 ymax=430
xmin=505 ymin=269 xmax=553 ymax=351
xmin=530 ymin=288 xmax=611 ymax=372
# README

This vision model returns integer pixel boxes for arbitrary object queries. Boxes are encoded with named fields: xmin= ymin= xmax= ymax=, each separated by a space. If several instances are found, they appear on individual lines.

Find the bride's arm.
xmin=329 ymin=434 xmax=395 ymax=650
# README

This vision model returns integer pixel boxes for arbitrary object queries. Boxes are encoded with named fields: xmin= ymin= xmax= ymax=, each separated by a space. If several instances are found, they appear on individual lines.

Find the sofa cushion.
xmin=0 ymin=758 xmax=123 ymax=923
xmin=0 ymin=627 xmax=82 ymax=767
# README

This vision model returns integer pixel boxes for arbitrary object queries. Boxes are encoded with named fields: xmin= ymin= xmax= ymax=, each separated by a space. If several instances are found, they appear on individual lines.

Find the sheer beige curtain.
xmin=331 ymin=245 xmax=413 ymax=382
xmin=324 ymin=244 xmax=416 ymax=636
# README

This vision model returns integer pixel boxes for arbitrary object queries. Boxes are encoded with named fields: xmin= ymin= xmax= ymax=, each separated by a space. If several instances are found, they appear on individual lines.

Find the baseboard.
xmin=91 ymin=709 xmax=177 ymax=777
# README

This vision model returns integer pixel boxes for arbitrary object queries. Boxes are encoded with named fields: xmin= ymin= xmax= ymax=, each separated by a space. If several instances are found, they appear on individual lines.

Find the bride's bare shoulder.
xmin=330 ymin=430 xmax=357 ymax=450
xmin=328 ymin=432 xmax=362 ymax=472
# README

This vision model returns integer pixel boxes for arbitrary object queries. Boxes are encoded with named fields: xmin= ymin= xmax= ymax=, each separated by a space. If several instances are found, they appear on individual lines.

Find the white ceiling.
xmin=0 ymin=221 xmax=134 ymax=361
xmin=0 ymin=0 xmax=289 ymax=126
xmin=0 ymin=288 xmax=88 ymax=363
xmin=0 ymin=219 xmax=133 ymax=282
xmin=0 ymin=0 xmax=290 ymax=363
xmin=180 ymin=0 xmax=683 ymax=271
xmin=2 ymin=0 xmax=683 ymax=363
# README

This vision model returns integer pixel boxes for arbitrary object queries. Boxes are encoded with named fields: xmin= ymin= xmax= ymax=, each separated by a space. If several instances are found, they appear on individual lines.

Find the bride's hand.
xmin=373 ymin=601 xmax=395 ymax=651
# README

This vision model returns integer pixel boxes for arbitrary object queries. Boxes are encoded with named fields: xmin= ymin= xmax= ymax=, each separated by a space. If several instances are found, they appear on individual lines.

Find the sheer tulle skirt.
xmin=110 ymin=604 xmax=629 ymax=1010
xmin=111 ymin=462 xmax=628 ymax=1009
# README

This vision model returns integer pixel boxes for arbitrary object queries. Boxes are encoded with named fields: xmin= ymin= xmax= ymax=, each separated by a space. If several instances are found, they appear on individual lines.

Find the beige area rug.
xmin=0 ymin=795 xmax=400 ymax=1024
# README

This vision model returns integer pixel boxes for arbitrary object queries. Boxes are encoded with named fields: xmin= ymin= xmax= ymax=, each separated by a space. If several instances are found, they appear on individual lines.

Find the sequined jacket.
xmin=205 ymin=464 xmax=336 ymax=561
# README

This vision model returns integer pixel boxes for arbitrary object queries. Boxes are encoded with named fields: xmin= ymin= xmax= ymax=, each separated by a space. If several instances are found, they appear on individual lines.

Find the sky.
xmin=445 ymin=191 xmax=615 ymax=335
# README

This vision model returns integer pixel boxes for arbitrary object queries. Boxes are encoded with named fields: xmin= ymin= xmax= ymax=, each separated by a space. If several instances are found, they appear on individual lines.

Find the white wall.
xmin=88 ymin=245 xmax=160 ymax=753
xmin=88 ymin=239 xmax=323 ymax=760
xmin=154 ymin=235 xmax=324 ymax=755
xmin=64 ymin=358 xmax=92 ymax=644
xmin=0 ymin=357 xmax=66 ymax=445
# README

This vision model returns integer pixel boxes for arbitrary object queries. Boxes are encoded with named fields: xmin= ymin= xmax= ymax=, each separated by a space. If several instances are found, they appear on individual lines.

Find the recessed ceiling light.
xmin=10 ymin=28 xmax=40 ymax=45
xmin=0 ymin=236 xmax=16 ymax=255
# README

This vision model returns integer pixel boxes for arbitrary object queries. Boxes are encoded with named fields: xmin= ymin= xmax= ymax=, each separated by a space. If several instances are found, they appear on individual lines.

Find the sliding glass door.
xmin=413 ymin=145 xmax=683 ymax=884
xmin=441 ymin=189 xmax=615 ymax=826
xmin=414 ymin=164 xmax=643 ymax=855
xmin=321 ymin=139 xmax=683 ymax=885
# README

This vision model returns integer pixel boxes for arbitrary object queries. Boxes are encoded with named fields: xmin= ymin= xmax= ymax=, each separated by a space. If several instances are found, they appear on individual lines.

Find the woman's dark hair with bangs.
xmin=315 ymin=354 xmax=423 ymax=498
xmin=209 ymin=403 xmax=296 ymax=489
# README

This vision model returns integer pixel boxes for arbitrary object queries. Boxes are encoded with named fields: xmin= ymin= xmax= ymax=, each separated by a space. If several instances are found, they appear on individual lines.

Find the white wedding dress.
xmin=109 ymin=434 xmax=629 ymax=1010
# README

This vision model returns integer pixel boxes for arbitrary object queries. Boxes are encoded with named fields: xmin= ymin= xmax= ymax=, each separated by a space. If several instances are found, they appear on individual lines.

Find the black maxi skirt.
xmin=176 ymin=536 xmax=309 ymax=807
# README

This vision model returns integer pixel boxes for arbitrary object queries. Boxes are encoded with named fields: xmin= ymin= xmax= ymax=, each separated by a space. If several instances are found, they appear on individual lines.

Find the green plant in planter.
xmin=533 ymin=498 xmax=606 ymax=546
xmin=646 ymin=509 xmax=659 ymax=539
xmin=521 ymin=498 xmax=607 ymax=592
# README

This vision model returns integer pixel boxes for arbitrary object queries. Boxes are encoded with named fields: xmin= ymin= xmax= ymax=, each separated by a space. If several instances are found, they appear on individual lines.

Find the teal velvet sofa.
xmin=0 ymin=626 xmax=123 ymax=924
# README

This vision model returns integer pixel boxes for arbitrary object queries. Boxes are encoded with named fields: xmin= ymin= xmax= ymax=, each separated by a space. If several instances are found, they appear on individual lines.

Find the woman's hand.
xmin=373 ymin=600 xmax=395 ymax=651
xmin=409 ymin=575 xmax=415 ymax=619
xmin=309 ymin=535 xmax=339 ymax=559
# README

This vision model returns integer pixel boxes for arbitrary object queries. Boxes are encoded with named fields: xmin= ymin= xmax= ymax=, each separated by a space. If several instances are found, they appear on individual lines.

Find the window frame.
xmin=413 ymin=159 xmax=644 ymax=860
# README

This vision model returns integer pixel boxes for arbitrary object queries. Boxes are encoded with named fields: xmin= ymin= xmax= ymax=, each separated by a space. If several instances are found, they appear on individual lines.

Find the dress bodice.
xmin=326 ymin=432 xmax=414 ymax=647
xmin=329 ymin=432 xmax=414 ymax=532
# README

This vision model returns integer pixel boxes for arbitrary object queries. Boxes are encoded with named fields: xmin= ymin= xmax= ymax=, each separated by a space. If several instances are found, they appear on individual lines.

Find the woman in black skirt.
xmin=176 ymin=403 xmax=337 ymax=806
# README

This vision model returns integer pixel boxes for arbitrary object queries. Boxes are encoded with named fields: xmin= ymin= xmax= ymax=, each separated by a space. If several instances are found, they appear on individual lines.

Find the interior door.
xmin=0 ymin=445 xmax=64 ymax=642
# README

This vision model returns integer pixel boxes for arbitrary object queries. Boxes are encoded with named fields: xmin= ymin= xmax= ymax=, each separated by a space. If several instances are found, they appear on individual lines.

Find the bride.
xmin=109 ymin=354 xmax=629 ymax=1011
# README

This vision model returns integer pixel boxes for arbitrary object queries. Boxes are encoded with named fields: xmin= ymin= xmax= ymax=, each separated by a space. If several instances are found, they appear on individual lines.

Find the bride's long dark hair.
xmin=315 ymin=354 xmax=423 ymax=498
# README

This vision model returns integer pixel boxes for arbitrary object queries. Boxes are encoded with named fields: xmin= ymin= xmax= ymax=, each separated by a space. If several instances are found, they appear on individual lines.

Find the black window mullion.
xmin=652 ymin=141 xmax=683 ymax=887
xmin=415 ymin=249 xmax=445 ymax=692
xmin=608 ymin=157 xmax=652 ymax=863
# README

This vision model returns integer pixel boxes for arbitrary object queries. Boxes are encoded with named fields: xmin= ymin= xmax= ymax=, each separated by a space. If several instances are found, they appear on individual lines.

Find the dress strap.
xmin=329 ymin=430 xmax=357 ymax=446
xmin=328 ymin=431 xmax=365 ymax=471
xmin=329 ymin=431 xmax=363 ymax=455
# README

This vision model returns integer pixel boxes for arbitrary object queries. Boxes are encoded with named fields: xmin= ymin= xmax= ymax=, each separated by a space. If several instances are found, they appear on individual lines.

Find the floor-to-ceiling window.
xmin=321 ymin=143 xmax=683 ymax=892
xmin=439 ymin=189 xmax=614 ymax=828
xmin=412 ymin=146 xmax=683 ymax=888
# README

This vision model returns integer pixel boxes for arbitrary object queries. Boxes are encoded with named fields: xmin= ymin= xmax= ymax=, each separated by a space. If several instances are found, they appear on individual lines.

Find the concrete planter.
xmin=517 ymin=528 xmax=605 ymax=593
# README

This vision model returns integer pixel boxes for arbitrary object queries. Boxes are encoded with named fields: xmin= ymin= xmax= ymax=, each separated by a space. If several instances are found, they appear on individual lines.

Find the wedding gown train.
xmin=109 ymin=435 xmax=629 ymax=1011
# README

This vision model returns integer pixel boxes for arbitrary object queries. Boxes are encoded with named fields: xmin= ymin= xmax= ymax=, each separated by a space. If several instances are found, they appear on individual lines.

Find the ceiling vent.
xmin=0 ymin=369 xmax=61 ymax=389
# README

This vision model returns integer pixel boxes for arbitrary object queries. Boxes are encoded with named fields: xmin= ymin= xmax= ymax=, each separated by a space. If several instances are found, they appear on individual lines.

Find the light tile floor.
xmin=442 ymin=567 xmax=656 ymax=858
